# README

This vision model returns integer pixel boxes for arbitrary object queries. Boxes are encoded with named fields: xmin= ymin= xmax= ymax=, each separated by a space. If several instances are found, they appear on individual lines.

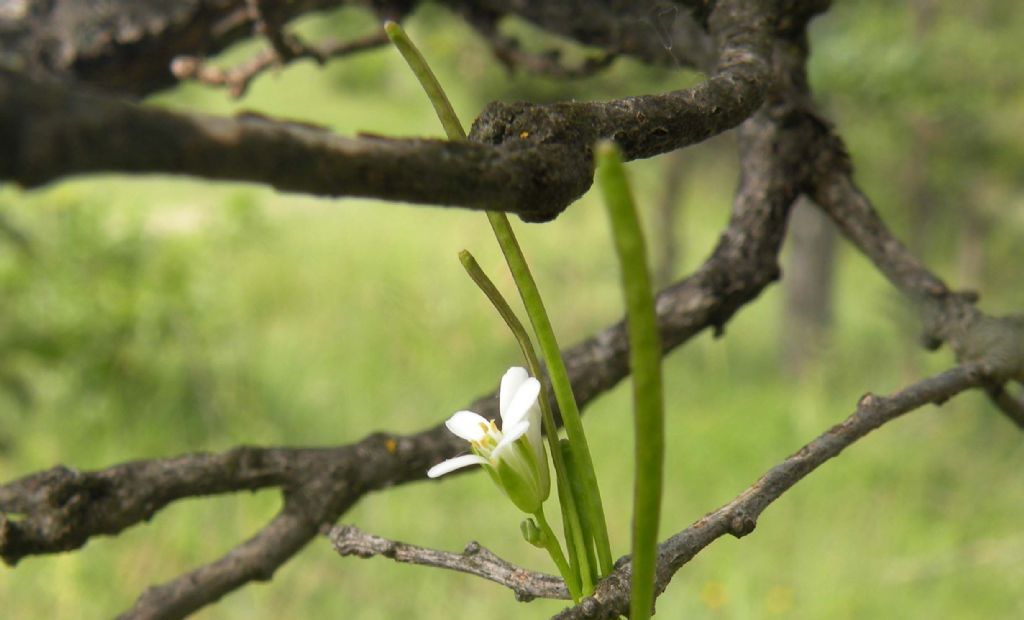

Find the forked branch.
xmin=329 ymin=524 xmax=570 ymax=602
xmin=171 ymin=29 xmax=390 ymax=97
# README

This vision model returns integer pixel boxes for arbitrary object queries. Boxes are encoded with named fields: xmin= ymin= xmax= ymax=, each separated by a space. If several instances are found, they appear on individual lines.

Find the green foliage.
xmin=811 ymin=0 xmax=1024 ymax=280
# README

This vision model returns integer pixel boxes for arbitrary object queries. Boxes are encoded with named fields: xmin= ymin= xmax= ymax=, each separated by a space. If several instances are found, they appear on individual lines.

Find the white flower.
xmin=428 ymin=367 xmax=550 ymax=513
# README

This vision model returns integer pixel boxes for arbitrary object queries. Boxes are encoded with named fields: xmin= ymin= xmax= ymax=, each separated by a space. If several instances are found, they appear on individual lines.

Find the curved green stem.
xmin=595 ymin=141 xmax=664 ymax=620
xmin=384 ymin=22 xmax=466 ymax=141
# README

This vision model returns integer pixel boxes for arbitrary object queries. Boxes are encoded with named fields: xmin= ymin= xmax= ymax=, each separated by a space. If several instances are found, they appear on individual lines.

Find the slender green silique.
xmin=560 ymin=439 xmax=598 ymax=587
xmin=595 ymin=141 xmax=665 ymax=620
xmin=386 ymin=20 xmax=609 ymax=593
xmin=457 ymin=251 xmax=537 ymax=374
xmin=384 ymin=22 xmax=466 ymax=141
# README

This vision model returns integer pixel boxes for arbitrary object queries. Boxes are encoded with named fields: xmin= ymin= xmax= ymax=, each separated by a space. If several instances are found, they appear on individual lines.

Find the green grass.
xmin=1 ymin=5 xmax=1022 ymax=619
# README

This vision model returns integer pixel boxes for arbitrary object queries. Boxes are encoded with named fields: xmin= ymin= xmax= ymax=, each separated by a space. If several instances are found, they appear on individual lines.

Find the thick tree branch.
xmin=0 ymin=449 xmax=288 ymax=559
xmin=0 ymin=0 xmax=773 ymax=222
xmin=553 ymin=363 xmax=990 ymax=620
xmin=328 ymin=524 xmax=570 ymax=602
xmin=0 ymin=436 xmax=458 ymax=566
xmin=0 ymin=1 xmax=377 ymax=95
xmin=0 ymin=70 xmax=581 ymax=221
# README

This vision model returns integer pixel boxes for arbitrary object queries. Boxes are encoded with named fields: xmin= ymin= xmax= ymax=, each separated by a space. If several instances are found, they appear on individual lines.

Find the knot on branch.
xmin=727 ymin=510 xmax=757 ymax=537
xmin=471 ymin=101 xmax=598 ymax=149
xmin=577 ymin=596 xmax=603 ymax=617
xmin=918 ymin=290 xmax=976 ymax=350
xmin=468 ymin=101 xmax=597 ymax=222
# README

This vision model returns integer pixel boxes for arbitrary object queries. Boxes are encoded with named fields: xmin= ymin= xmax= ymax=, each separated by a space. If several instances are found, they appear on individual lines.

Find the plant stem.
xmin=487 ymin=213 xmax=614 ymax=576
xmin=534 ymin=508 xmax=581 ymax=602
xmin=595 ymin=141 xmax=665 ymax=620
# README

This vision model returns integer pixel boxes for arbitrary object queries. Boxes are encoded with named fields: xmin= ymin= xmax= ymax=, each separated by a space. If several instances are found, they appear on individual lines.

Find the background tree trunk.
xmin=781 ymin=197 xmax=836 ymax=378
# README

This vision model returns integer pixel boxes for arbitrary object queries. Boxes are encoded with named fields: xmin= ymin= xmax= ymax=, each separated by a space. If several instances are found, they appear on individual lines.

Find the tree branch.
xmin=328 ymin=524 xmax=570 ymax=602
xmin=810 ymin=149 xmax=1024 ymax=424
xmin=1 ymin=1 xmax=715 ymax=95
xmin=0 ymin=0 xmax=774 ymax=222
xmin=0 ymin=449 xmax=286 ymax=560
xmin=986 ymin=382 xmax=1024 ymax=429
xmin=120 ymin=504 xmax=320 ymax=620
xmin=553 ymin=362 xmax=990 ymax=619
xmin=170 ymin=29 xmax=390 ymax=97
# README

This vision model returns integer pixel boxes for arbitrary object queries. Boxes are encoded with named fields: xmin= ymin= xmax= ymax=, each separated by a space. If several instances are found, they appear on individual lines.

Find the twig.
xmin=488 ymin=35 xmax=616 ymax=78
xmin=2 ymin=0 xmax=714 ymax=95
xmin=170 ymin=30 xmax=390 ymax=98
xmin=553 ymin=363 xmax=989 ymax=619
xmin=812 ymin=170 xmax=951 ymax=302
xmin=328 ymin=524 xmax=570 ymax=602
xmin=810 ymin=152 xmax=1024 ymax=429
xmin=986 ymin=383 xmax=1024 ymax=429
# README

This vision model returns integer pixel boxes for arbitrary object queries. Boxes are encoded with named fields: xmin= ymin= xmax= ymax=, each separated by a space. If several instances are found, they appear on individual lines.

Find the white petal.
xmin=500 ymin=367 xmax=530 ymax=415
xmin=445 ymin=411 xmax=490 ymax=442
xmin=502 ymin=377 xmax=540 ymax=427
xmin=427 ymin=454 xmax=488 ymax=478
xmin=526 ymin=405 xmax=544 ymax=452
xmin=497 ymin=420 xmax=530 ymax=449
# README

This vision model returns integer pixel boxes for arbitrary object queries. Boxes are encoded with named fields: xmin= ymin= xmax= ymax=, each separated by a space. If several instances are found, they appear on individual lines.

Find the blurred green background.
xmin=1 ymin=1 xmax=1022 ymax=618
